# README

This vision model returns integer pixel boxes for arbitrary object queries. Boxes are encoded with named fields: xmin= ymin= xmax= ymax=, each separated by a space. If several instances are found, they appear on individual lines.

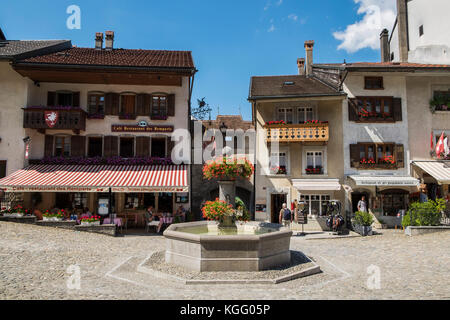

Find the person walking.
xmin=279 ymin=203 xmax=292 ymax=228
xmin=357 ymin=196 xmax=368 ymax=213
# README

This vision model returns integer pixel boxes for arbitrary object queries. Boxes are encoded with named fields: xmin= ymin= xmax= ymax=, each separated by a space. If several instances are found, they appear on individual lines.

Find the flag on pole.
xmin=436 ymin=132 xmax=445 ymax=158
xmin=431 ymin=131 xmax=434 ymax=152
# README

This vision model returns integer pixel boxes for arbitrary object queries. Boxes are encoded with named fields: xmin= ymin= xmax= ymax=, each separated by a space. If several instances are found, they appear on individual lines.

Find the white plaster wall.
xmin=342 ymin=73 xmax=410 ymax=176
xmin=390 ymin=22 xmax=400 ymax=62
xmin=0 ymin=62 xmax=32 ymax=175
xmin=26 ymin=78 xmax=191 ymax=159
xmin=407 ymin=0 xmax=450 ymax=64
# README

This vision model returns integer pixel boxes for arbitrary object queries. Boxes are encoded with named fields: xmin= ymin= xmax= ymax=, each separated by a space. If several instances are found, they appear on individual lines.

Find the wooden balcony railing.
xmin=265 ymin=123 xmax=329 ymax=143
xmin=23 ymin=107 xmax=86 ymax=131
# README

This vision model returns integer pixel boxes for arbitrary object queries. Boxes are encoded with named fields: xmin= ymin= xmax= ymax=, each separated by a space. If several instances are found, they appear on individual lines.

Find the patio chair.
xmin=144 ymin=213 xmax=159 ymax=233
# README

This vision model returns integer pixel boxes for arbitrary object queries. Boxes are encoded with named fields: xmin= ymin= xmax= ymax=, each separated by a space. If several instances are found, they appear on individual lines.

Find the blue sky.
xmin=0 ymin=0 xmax=396 ymax=120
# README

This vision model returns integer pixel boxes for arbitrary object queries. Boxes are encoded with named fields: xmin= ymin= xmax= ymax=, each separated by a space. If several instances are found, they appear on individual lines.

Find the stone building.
xmin=190 ymin=115 xmax=255 ymax=220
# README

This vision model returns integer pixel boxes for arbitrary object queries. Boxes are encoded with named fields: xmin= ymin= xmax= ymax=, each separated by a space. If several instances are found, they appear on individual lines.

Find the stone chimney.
xmin=304 ymin=40 xmax=315 ymax=76
xmin=105 ymin=31 xmax=114 ymax=50
xmin=397 ymin=0 xmax=408 ymax=62
xmin=380 ymin=29 xmax=390 ymax=62
xmin=95 ymin=32 xmax=103 ymax=50
xmin=297 ymin=58 xmax=305 ymax=75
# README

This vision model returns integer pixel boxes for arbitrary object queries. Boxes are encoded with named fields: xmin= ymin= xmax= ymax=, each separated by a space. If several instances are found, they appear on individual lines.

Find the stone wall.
xmin=74 ymin=224 xmax=117 ymax=237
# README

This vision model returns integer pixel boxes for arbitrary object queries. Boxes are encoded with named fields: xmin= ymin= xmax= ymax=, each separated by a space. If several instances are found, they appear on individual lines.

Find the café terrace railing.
xmin=265 ymin=123 xmax=329 ymax=143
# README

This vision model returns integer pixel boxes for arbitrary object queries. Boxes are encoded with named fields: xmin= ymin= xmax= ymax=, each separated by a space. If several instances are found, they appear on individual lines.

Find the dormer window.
xmin=284 ymin=81 xmax=295 ymax=86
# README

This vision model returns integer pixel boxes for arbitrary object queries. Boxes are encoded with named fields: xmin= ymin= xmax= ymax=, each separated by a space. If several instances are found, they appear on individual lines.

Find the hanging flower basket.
xmin=202 ymin=157 xmax=254 ymax=181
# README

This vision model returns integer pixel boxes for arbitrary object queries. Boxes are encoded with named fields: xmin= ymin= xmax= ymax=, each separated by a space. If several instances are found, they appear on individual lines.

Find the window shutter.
xmin=71 ymin=135 xmax=86 ymax=157
xmin=350 ymin=144 xmax=360 ymax=168
xmin=167 ymin=137 xmax=174 ymax=159
xmin=393 ymin=98 xmax=402 ymax=122
xmin=72 ymin=92 xmax=80 ymax=107
xmin=395 ymin=144 xmax=405 ymax=168
xmin=104 ymin=136 xmax=118 ymax=158
xmin=105 ymin=93 xmax=113 ymax=115
xmin=136 ymin=94 xmax=146 ymax=116
xmin=47 ymin=92 xmax=56 ymax=107
xmin=348 ymin=98 xmax=359 ymax=121
xmin=44 ymin=135 xmax=54 ymax=157
xmin=167 ymin=94 xmax=175 ymax=117
xmin=111 ymin=93 xmax=120 ymax=115
xmin=136 ymin=137 xmax=150 ymax=157
xmin=144 ymin=94 xmax=152 ymax=115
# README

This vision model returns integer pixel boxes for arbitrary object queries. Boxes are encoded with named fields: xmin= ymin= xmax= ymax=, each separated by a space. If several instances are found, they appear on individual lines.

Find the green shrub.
xmin=402 ymin=199 xmax=445 ymax=228
xmin=354 ymin=211 xmax=374 ymax=227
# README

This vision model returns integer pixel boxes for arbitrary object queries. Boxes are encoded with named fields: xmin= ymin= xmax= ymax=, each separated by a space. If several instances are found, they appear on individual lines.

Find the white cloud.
xmin=268 ymin=24 xmax=276 ymax=32
xmin=276 ymin=0 xmax=283 ymax=6
xmin=333 ymin=0 xmax=397 ymax=53
xmin=288 ymin=14 xmax=298 ymax=21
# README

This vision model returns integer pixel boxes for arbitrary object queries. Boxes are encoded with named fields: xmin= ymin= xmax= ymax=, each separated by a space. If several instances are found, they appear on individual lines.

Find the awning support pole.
xmin=108 ymin=187 xmax=113 ymax=224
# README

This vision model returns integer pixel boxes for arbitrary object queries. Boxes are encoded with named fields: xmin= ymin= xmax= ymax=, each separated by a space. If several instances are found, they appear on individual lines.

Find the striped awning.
xmin=292 ymin=179 xmax=341 ymax=191
xmin=413 ymin=161 xmax=450 ymax=184
xmin=0 ymin=164 xmax=188 ymax=193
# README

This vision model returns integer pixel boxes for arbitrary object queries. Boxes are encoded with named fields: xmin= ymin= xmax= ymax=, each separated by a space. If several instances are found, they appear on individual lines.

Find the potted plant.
xmin=430 ymin=94 xmax=449 ymax=113
xmin=80 ymin=215 xmax=101 ymax=226
xmin=43 ymin=210 xmax=65 ymax=221
xmin=202 ymin=199 xmax=236 ymax=227
xmin=352 ymin=211 xmax=374 ymax=236
xmin=1 ymin=207 xmax=12 ymax=217
xmin=9 ymin=205 xmax=30 ymax=217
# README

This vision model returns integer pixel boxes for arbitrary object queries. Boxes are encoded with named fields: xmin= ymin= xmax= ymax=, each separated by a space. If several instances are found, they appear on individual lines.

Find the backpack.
xmin=283 ymin=208 xmax=292 ymax=221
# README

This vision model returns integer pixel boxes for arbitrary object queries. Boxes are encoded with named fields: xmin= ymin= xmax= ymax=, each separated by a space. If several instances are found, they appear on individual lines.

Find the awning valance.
xmin=292 ymin=179 xmax=341 ymax=191
xmin=413 ymin=161 xmax=450 ymax=184
xmin=0 ymin=164 xmax=188 ymax=193
xmin=348 ymin=175 xmax=420 ymax=187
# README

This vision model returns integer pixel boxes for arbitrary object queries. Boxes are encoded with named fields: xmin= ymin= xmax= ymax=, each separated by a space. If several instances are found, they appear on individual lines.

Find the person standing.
xmin=279 ymin=203 xmax=292 ymax=228
xmin=357 ymin=196 xmax=368 ymax=213
xmin=419 ymin=187 xmax=428 ymax=203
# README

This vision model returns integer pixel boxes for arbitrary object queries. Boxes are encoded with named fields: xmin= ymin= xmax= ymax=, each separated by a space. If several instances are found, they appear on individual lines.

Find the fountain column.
xmin=218 ymin=180 xmax=236 ymax=208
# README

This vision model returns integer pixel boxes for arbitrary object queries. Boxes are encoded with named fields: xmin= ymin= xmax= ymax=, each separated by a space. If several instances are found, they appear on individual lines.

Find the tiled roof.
xmin=202 ymin=115 xmax=254 ymax=130
xmin=18 ymin=47 xmax=196 ymax=69
xmin=0 ymin=40 xmax=71 ymax=60
xmin=249 ymin=75 xmax=342 ymax=99
xmin=314 ymin=62 xmax=450 ymax=70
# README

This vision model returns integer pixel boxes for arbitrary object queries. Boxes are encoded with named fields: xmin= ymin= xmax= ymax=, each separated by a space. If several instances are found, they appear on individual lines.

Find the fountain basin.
xmin=164 ymin=221 xmax=292 ymax=272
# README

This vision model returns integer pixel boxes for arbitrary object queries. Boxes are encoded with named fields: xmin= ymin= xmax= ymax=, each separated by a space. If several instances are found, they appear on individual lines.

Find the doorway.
xmin=351 ymin=191 xmax=370 ymax=213
xmin=271 ymin=193 xmax=286 ymax=223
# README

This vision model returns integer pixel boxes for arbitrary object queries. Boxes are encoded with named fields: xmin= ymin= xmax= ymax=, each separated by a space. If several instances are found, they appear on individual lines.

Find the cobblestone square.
xmin=0 ymin=222 xmax=449 ymax=300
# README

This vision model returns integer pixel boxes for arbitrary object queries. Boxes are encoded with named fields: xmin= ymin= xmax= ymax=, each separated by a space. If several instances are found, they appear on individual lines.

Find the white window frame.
xmin=269 ymin=148 xmax=290 ymax=176
xmin=276 ymin=107 xmax=294 ymax=124
xmin=302 ymin=146 xmax=327 ymax=176
xmin=299 ymin=194 xmax=331 ymax=216
xmin=297 ymin=106 xmax=317 ymax=124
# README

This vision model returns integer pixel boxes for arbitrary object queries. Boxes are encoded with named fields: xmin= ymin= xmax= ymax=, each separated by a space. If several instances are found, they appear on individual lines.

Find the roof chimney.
xmin=297 ymin=58 xmax=305 ymax=75
xmin=105 ymin=31 xmax=114 ymax=50
xmin=95 ymin=32 xmax=103 ymax=50
xmin=304 ymin=40 xmax=315 ymax=76
xmin=380 ymin=29 xmax=390 ymax=62
xmin=396 ymin=0 xmax=408 ymax=62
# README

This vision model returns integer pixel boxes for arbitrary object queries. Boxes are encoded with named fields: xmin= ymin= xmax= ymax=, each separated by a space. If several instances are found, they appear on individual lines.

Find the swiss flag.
xmin=436 ymin=132 xmax=445 ymax=158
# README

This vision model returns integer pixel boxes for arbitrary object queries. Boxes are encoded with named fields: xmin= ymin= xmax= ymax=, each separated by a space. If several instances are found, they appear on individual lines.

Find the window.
xmin=0 ymin=160 xmax=6 ymax=179
xmin=365 ymin=77 xmax=383 ymax=90
xmin=419 ymin=25 xmax=424 ymax=37
xmin=297 ymin=107 xmax=315 ymax=123
xmin=269 ymin=152 xmax=287 ymax=175
xmin=57 ymin=92 xmax=73 ymax=107
xmin=120 ymin=94 xmax=136 ymax=115
xmin=277 ymin=108 xmax=293 ymax=124
xmin=432 ymin=90 xmax=450 ymax=111
xmin=73 ymin=193 xmax=88 ymax=210
xmin=125 ymin=193 xmax=140 ymax=209
xmin=357 ymin=97 xmax=392 ymax=119
xmin=390 ymin=52 xmax=395 ymax=61
xmin=359 ymin=143 xmax=394 ymax=164
xmin=300 ymin=194 xmax=331 ymax=216
xmin=120 ymin=137 xmax=134 ymax=158
xmin=54 ymin=136 xmax=71 ymax=157
xmin=88 ymin=137 xmax=103 ymax=158
xmin=306 ymin=151 xmax=323 ymax=174
xmin=152 ymin=95 xmax=168 ymax=117
xmin=151 ymin=138 xmax=166 ymax=158
xmin=88 ymin=93 xmax=105 ymax=115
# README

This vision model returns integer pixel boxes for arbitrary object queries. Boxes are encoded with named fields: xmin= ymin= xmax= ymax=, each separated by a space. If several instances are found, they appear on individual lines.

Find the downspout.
xmin=252 ymin=101 xmax=257 ymax=221
xmin=187 ymin=69 xmax=197 ymax=220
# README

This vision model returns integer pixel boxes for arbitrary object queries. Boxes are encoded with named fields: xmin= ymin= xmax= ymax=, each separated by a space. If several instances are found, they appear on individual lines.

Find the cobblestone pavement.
xmin=0 ymin=221 xmax=449 ymax=300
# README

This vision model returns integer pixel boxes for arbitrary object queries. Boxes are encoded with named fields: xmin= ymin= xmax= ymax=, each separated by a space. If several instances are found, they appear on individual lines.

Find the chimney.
xmin=105 ymin=31 xmax=114 ymax=50
xmin=95 ymin=32 xmax=103 ymax=50
xmin=396 ymin=0 xmax=408 ymax=62
xmin=380 ymin=29 xmax=390 ymax=62
xmin=297 ymin=58 xmax=305 ymax=75
xmin=304 ymin=40 xmax=315 ymax=76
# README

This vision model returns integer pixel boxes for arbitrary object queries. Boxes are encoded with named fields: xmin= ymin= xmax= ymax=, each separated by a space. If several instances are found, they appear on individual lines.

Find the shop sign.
xmin=112 ymin=124 xmax=174 ymax=133
xmin=4 ymin=186 xmax=109 ymax=193
xmin=112 ymin=186 xmax=188 ymax=193
xmin=356 ymin=180 xmax=419 ymax=186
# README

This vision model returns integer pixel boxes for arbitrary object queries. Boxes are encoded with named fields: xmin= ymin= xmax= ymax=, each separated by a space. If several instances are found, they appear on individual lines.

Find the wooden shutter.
xmin=44 ymin=135 xmax=54 ymax=157
xmin=105 ymin=93 xmax=113 ymax=115
xmin=393 ymin=98 xmax=402 ymax=122
xmin=103 ymin=136 xmax=118 ymax=158
xmin=47 ymin=92 xmax=56 ymax=106
xmin=144 ymin=94 xmax=152 ymax=115
xmin=348 ymin=98 xmax=359 ymax=121
xmin=395 ymin=144 xmax=405 ymax=168
xmin=72 ymin=92 xmax=80 ymax=107
xmin=350 ymin=144 xmax=360 ymax=168
xmin=71 ymin=136 xmax=86 ymax=157
xmin=167 ymin=137 xmax=174 ymax=159
xmin=105 ymin=93 xmax=120 ymax=115
xmin=136 ymin=94 xmax=146 ymax=116
xmin=167 ymin=94 xmax=175 ymax=117
xmin=136 ymin=137 xmax=150 ymax=157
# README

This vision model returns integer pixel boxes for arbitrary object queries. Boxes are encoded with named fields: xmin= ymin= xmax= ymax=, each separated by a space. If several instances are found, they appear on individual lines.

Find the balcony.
xmin=23 ymin=107 xmax=86 ymax=131
xmin=265 ymin=123 xmax=329 ymax=143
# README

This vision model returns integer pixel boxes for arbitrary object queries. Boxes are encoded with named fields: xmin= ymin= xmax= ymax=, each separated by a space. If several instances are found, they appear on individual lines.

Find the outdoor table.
xmin=103 ymin=218 xmax=123 ymax=227
xmin=160 ymin=217 xmax=174 ymax=224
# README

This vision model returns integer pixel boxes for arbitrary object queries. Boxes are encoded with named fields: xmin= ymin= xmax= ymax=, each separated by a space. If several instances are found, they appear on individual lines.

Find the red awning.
xmin=0 ymin=164 xmax=188 ymax=193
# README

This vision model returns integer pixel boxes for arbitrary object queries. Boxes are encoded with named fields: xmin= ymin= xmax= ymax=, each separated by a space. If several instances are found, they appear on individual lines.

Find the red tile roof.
xmin=17 ymin=47 xmax=195 ymax=69
xmin=315 ymin=62 xmax=450 ymax=69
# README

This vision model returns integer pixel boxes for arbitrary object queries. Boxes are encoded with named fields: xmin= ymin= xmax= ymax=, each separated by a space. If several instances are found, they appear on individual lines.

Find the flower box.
xmin=151 ymin=115 xmax=168 ymax=121
xmin=43 ymin=217 xmax=63 ymax=222
xmin=119 ymin=114 xmax=137 ymax=120
xmin=353 ymin=224 xmax=373 ymax=236
xmin=81 ymin=221 xmax=101 ymax=226
xmin=87 ymin=113 xmax=105 ymax=119
xmin=305 ymin=167 xmax=323 ymax=175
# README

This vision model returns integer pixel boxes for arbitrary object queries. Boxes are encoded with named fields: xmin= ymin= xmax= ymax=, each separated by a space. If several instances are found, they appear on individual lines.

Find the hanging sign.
xmin=45 ymin=111 xmax=59 ymax=128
